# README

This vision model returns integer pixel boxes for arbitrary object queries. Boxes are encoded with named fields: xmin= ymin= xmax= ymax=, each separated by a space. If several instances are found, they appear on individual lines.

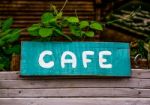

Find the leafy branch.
xmin=27 ymin=3 xmax=103 ymax=41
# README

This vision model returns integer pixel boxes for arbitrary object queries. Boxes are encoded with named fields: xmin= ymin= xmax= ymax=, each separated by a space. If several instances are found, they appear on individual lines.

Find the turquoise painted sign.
xmin=20 ymin=41 xmax=131 ymax=77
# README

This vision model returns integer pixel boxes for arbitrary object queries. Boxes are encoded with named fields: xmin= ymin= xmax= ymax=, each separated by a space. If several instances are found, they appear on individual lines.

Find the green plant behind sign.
xmin=0 ymin=17 xmax=21 ymax=70
xmin=28 ymin=4 xmax=103 ymax=41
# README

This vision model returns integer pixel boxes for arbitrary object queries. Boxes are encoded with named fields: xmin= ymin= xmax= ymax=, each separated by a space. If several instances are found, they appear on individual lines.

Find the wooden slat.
xmin=0 ymin=1 xmax=93 ymax=5
xmin=0 ymin=72 xmax=20 ymax=80
xmin=0 ymin=70 xmax=150 ymax=104
xmin=139 ymin=79 xmax=150 ymax=89
xmin=0 ymin=4 xmax=93 ymax=8
xmin=138 ymin=89 xmax=150 ymax=98
xmin=0 ymin=78 xmax=139 ymax=89
xmin=0 ymin=12 xmax=95 ymax=17
xmin=1 ymin=98 xmax=150 ymax=105
xmin=0 ymin=8 xmax=93 ymax=12
xmin=132 ymin=69 xmax=150 ymax=79
xmin=0 ymin=88 xmax=138 ymax=98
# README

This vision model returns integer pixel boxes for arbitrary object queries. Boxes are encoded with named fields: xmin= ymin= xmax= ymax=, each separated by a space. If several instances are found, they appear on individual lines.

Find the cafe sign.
xmin=20 ymin=41 xmax=131 ymax=77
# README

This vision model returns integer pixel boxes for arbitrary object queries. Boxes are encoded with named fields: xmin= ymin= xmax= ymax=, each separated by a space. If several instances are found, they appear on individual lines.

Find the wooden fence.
xmin=0 ymin=69 xmax=150 ymax=105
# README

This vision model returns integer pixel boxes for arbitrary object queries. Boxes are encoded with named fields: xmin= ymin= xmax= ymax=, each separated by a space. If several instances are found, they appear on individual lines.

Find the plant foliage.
xmin=0 ymin=17 xmax=21 ymax=70
xmin=28 ymin=4 xmax=103 ymax=41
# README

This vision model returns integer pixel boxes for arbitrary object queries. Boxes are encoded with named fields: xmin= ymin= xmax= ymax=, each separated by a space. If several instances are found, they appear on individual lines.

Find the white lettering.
xmin=82 ymin=51 xmax=94 ymax=68
xmin=99 ymin=51 xmax=112 ymax=69
xmin=61 ymin=51 xmax=77 ymax=68
xmin=38 ymin=50 xmax=54 ymax=69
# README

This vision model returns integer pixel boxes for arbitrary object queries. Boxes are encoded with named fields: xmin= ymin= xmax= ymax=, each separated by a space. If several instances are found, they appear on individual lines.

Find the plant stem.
xmin=105 ymin=6 xmax=141 ymax=25
xmin=75 ymin=9 xmax=78 ymax=19
xmin=60 ymin=0 xmax=68 ymax=12
xmin=61 ymin=34 xmax=72 ymax=41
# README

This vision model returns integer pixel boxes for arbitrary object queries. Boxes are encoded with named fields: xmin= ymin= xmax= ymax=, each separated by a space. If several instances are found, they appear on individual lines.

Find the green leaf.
xmin=39 ymin=28 xmax=53 ymax=37
xmin=0 ymin=39 xmax=5 ymax=46
xmin=6 ymin=29 xmax=21 ymax=43
xmin=2 ymin=17 xmax=13 ymax=32
xmin=0 ymin=53 xmax=10 ymax=70
xmin=85 ymin=31 xmax=94 ymax=37
xmin=50 ymin=4 xmax=58 ymax=14
xmin=1 ymin=34 xmax=12 ymax=41
xmin=56 ymin=12 xmax=63 ymax=19
xmin=79 ymin=21 xmax=89 ymax=29
xmin=3 ymin=45 xmax=20 ymax=55
xmin=28 ymin=30 xmax=39 ymax=36
xmin=28 ymin=24 xmax=40 ymax=31
xmin=49 ymin=18 xmax=57 ymax=23
xmin=0 ymin=29 xmax=12 ymax=37
xmin=90 ymin=22 xmax=103 ymax=30
xmin=61 ymin=20 xmax=68 ymax=27
xmin=66 ymin=17 xmax=79 ymax=23
xmin=53 ymin=28 xmax=72 ymax=41
xmin=27 ymin=24 xmax=40 ymax=36
xmin=70 ymin=26 xmax=81 ymax=37
xmin=41 ymin=12 xmax=54 ymax=24
xmin=54 ymin=29 xmax=63 ymax=35
xmin=28 ymin=27 xmax=38 ymax=32
xmin=0 ymin=20 xmax=2 ymax=28
xmin=0 ymin=64 xmax=5 ymax=70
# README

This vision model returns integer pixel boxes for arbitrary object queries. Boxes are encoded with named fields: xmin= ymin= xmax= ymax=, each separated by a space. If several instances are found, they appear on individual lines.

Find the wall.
xmin=0 ymin=70 xmax=150 ymax=105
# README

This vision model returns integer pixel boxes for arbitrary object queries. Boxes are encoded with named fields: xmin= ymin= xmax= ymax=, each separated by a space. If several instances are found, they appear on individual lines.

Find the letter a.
xmin=61 ymin=51 xmax=77 ymax=68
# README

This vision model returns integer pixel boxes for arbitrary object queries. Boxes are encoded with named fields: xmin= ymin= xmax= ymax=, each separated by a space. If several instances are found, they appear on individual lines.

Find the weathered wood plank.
xmin=0 ymin=12 xmax=94 ymax=16
xmin=0 ymin=98 xmax=150 ymax=105
xmin=0 ymin=72 xmax=20 ymax=80
xmin=0 ymin=1 xmax=93 ymax=5
xmin=138 ymin=89 xmax=150 ymax=98
xmin=132 ymin=69 xmax=150 ymax=79
xmin=0 ymin=8 xmax=93 ymax=12
xmin=139 ymin=79 xmax=150 ymax=89
xmin=0 ymin=88 xmax=138 ymax=98
xmin=0 ymin=79 xmax=139 ymax=89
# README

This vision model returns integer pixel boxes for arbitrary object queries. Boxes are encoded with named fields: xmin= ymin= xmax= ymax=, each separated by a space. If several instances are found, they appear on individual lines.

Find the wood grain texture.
xmin=0 ymin=88 xmax=138 ymax=98
xmin=132 ymin=69 xmax=150 ymax=79
xmin=0 ymin=78 xmax=139 ymax=89
xmin=0 ymin=70 xmax=150 ymax=104
xmin=1 ymin=98 xmax=150 ymax=105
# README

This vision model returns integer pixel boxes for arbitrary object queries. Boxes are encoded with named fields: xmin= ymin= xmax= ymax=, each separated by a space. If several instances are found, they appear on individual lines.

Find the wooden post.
xmin=11 ymin=54 xmax=20 ymax=71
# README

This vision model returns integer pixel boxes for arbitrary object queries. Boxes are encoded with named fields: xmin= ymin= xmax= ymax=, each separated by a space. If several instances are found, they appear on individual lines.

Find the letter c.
xmin=38 ymin=50 xmax=54 ymax=69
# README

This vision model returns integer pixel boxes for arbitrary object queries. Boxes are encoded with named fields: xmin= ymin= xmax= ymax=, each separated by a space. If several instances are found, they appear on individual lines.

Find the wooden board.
xmin=20 ymin=41 xmax=131 ymax=76
xmin=1 ymin=98 xmax=150 ymax=105
xmin=0 ymin=70 xmax=150 ymax=105
xmin=0 ymin=88 xmax=138 ymax=98
xmin=0 ymin=79 xmax=139 ymax=89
